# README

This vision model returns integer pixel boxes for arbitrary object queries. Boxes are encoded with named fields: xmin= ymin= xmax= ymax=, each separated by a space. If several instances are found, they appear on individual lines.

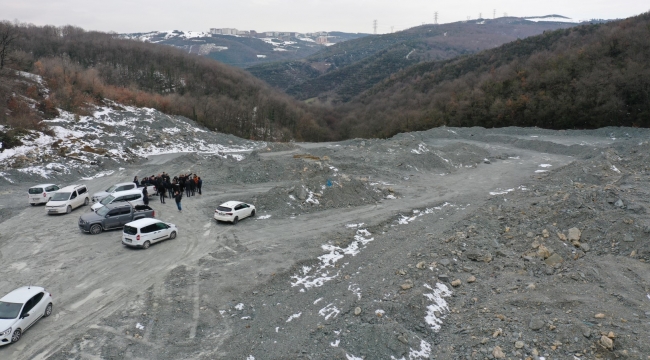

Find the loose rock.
xmin=492 ymin=346 xmax=506 ymax=359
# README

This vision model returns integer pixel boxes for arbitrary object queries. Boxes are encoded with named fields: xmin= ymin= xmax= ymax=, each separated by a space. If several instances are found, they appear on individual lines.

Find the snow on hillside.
xmin=122 ymin=30 xmax=210 ymax=43
xmin=522 ymin=15 xmax=576 ymax=23
xmin=0 ymin=74 xmax=264 ymax=183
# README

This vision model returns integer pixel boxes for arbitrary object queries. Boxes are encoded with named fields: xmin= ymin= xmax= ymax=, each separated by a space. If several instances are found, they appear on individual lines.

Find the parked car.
xmin=0 ymin=286 xmax=53 ymax=346
xmin=213 ymin=201 xmax=256 ymax=224
xmin=122 ymin=218 xmax=178 ymax=249
xmin=45 ymin=185 xmax=90 ymax=214
xmin=90 ymin=189 xmax=145 ymax=212
xmin=28 ymin=184 xmax=59 ymax=205
xmin=92 ymin=182 xmax=155 ymax=203
xmin=79 ymin=203 xmax=155 ymax=235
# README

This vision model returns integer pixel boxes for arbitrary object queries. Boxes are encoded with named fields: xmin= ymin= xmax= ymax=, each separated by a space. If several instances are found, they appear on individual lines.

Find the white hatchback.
xmin=45 ymin=184 xmax=90 ymax=214
xmin=122 ymin=218 xmax=178 ymax=249
xmin=28 ymin=184 xmax=59 ymax=205
xmin=0 ymin=286 xmax=53 ymax=346
xmin=214 ymin=201 xmax=256 ymax=224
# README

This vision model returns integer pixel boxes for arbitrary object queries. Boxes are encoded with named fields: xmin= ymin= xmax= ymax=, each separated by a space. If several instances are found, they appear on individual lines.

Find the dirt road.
xmin=0 ymin=127 xmax=647 ymax=359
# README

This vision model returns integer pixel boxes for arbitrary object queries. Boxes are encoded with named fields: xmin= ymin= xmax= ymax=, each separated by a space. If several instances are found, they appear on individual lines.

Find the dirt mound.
xmin=255 ymin=176 xmax=394 ymax=218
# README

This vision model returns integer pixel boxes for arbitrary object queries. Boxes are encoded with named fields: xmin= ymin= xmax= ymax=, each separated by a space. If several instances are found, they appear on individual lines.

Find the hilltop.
xmin=120 ymin=30 xmax=369 ymax=68
xmin=247 ymin=17 xmax=578 ymax=104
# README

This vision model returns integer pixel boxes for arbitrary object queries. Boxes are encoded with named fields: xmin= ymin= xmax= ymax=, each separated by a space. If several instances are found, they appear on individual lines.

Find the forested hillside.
xmin=248 ymin=18 xmax=577 ymax=103
xmin=337 ymin=13 xmax=650 ymax=138
xmin=0 ymin=22 xmax=335 ymax=143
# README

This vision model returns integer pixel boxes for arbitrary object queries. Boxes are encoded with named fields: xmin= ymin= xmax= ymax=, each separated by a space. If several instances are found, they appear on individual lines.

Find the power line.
xmin=434 ymin=11 xmax=439 ymax=25
xmin=373 ymin=19 xmax=377 ymax=34
xmin=493 ymin=9 xmax=496 ymax=19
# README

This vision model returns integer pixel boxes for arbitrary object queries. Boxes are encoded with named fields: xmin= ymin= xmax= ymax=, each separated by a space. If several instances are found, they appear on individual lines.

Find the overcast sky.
xmin=2 ymin=0 xmax=648 ymax=34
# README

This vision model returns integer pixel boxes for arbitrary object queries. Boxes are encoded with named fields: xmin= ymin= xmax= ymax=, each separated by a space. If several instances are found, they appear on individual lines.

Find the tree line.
xmin=338 ymin=12 xmax=650 ymax=138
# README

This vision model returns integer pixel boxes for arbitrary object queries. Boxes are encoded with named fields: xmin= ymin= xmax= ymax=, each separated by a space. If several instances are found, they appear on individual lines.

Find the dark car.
xmin=78 ymin=203 xmax=155 ymax=235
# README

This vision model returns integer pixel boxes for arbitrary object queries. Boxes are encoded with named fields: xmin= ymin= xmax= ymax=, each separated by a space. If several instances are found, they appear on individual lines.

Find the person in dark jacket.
xmin=174 ymin=190 xmax=182 ymax=212
xmin=142 ymin=186 xmax=149 ymax=205
xmin=179 ymin=174 xmax=185 ymax=194
xmin=133 ymin=176 xmax=139 ymax=187
xmin=185 ymin=177 xmax=192 ymax=197
xmin=159 ymin=185 xmax=166 ymax=204
xmin=189 ymin=175 xmax=196 ymax=196
xmin=197 ymin=176 xmax=202 ymax=195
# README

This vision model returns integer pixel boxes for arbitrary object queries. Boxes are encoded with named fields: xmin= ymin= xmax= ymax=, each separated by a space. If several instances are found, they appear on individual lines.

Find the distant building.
xmin=316 ymin=36 xmax=329 ymax=45
xmin=210 ymin=28 xmax=239 ymax=35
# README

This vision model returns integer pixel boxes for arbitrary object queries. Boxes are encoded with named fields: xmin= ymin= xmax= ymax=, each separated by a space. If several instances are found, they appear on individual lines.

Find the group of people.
xmin=133 ymin=172 xmax=203 ymax=212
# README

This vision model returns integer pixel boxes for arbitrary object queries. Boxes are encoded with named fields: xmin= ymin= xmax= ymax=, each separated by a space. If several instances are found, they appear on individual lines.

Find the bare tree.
xmin=0 ymin=21 xmax=18 ymax=69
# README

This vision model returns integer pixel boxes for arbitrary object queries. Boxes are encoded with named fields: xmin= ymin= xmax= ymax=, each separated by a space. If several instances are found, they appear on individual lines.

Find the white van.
xmin=90 ymin=189 xmax=145 ymax=211
xmin=122 ymin=218 xmax=178 ymax=249
xmin=45 ymin=185 xmax=90 ymax=214
xmin=28 ymin=184 xmax=60 ymax=205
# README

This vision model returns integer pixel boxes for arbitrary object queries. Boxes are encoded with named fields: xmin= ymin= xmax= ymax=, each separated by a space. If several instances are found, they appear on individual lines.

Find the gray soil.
xmin=0 ymin=126 xmax=649 ymax=360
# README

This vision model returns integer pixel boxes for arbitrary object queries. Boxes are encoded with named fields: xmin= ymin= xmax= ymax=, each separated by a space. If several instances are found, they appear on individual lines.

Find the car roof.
xmin=58 ymin=184 xmax=86 ymax=192
xmin=125 ymin=218 xmax=162 ymax=228
xmin=0 ymin=286 xmax=46 ymax=303
xmin=30 ymin=184 xmax=56 ymax=188
xmin=112 ymin=182 xmax=136 ymax=187
xmin=219 ymin=201 xmax=244 ymax=208
xmin=111 ymin=189 xmax=143 ymax=196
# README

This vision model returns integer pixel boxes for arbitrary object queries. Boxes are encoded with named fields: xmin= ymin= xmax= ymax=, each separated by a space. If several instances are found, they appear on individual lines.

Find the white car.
xmin=92 ymin=182 xmax=155 ymax=203
xmin=91 ymin=189 xmax=145 ymax=212
xmin=0 ymin=286 xmax=53 ymax=346
xmin=214 ymin=201 xmax=256 ymax=224
xmin=122 ymin=218 xmax=178 ymax=249
xmin=45 ymin=185 xmax=90 ymax=214
xmin=28 ymin=184 xmax=60 ymax=205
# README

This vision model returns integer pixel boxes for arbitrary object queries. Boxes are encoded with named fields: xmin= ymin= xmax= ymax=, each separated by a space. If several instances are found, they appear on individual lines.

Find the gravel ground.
xmin=0 ymin=124 xmax=648 ymax=360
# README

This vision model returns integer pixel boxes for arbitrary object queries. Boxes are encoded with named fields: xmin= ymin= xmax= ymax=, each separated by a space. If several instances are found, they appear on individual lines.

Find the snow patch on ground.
xmin=285 ymin=312 xmax=301 ymax=322
xmin=290 ymin=228 xmax=374 ymax=290
xmin=489 ymin=188 xmax=515 ymax=196
xmin=423 ymin=283 xmax=452 ymax=331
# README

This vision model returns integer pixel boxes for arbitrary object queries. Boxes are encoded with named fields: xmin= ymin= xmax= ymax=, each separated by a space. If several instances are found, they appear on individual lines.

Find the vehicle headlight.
xmin=0 ymin=327 xmax=11 ymax=337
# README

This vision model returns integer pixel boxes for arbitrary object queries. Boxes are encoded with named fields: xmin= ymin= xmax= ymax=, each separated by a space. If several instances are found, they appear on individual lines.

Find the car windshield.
xmin=96 ymin=206 xmax=110 ymax=216
xmin=100 ymin=195 xmax=115 ymax=205
xmin=105 ymin=185 xmax=117 ymax=192
xmin=29 ymin=187 xmax=43 ymax=194
xmin=51 ymin=192 xmax=71 ymax=201
xmin=217 ymin=206 xmax=232 ymax=212
xmin=124 ymin=225 xmax=138 ymax=235
xmin=0 ymin=301 xmax=22 ymax=319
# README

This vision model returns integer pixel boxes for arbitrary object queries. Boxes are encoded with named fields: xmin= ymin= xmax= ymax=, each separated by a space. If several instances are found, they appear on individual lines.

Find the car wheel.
xmin=44 ymin=303 xmax=53 ymax=317
xmin=84 ymin=197 xmax=89 ymax=206
xmin=90 ymin=224 xmax=102 ymax=235
xmin=11 ymin=328 xmax=21 ymax=343
xmin=169 ymin=231 xmax=177 ymax=240
xmin=30 ymin=203 xmax=36 ymax=206
xmin=233 ymin=216 xmax=238 ymax=225
xmin=251 ymin=209 xmax=256 ymax=217
xmin=143 ymin=241 xmax=150 ymax=249
xmin=66 ymin=205 xmax=72 ymax=214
